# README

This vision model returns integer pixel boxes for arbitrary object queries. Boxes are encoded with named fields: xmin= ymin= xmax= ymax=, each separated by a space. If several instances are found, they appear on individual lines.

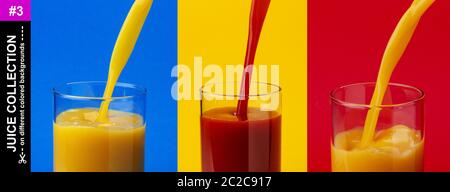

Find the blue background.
xmin=31 ymin=0 xmax=177 ymax=172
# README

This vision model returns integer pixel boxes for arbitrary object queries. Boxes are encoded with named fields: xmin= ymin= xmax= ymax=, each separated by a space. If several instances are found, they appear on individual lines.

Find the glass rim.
xmin=200 ymin=81 xmax=282 ymax=98
xmin=330 ymin=82 xmax=425 ymax=108
xmin=53 ymin=81 xmax=147 ymax=101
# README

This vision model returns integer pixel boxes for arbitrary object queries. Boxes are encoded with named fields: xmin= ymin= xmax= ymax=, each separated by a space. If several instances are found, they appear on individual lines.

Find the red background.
xmin=308 ymin=0 xmax=450 ymax=172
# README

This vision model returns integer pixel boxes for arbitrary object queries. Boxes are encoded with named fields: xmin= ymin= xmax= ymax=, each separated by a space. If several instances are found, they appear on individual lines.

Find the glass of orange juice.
xmin=330 ymin=82 xmax=424 ymax=172
xmin=53 ymin=81 xmax=146 ymax=172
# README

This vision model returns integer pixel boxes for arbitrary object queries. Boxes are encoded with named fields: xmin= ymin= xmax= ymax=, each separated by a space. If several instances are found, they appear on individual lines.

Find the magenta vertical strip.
xmin=0 ymin=0 xmax=30 ymax=21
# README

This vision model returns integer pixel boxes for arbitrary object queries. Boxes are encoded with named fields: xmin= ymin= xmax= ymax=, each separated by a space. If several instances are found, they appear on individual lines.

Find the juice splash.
xmin=236 ymin=0 xmax=271 ymax=119
xmin=97 ymin=0 xmax=153 ymax=122
xmin=332 ymin=125 xmax=424 ymax=172
xmin=359 ymin=0 xmax=435 ymax=148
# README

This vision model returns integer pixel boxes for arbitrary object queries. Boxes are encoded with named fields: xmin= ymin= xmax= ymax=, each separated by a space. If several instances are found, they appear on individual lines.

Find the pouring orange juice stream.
xmin=53 ymin=0 xmax=153 ymax=172
xmin=97 ymin=0 xmax=153 ymax=123
xmin=359 ymin=0 xmax=434 ymax=149
xmin=332 ymin=0 xmax=434 ymax=172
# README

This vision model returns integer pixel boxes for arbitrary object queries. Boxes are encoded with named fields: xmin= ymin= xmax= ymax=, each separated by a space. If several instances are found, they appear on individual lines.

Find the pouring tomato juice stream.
xmin=200 ymin=0 xmax=282 ymax=172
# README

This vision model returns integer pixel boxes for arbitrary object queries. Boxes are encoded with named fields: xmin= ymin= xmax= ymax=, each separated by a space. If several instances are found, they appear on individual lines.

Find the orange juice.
xmin=332 ymin=125 xmax=423 ymax=172
xmin=97 ymin=0 xmax=153 ymax=122
xmin=360 ymin=0 xmax=435 ymax=148
xmin=54 ymin=108 xmax=145 ymax=172
xmin=53 ymin=0 xmax=152 ymax=172
xmin=332 ymin=0 xmax=434 ymax=172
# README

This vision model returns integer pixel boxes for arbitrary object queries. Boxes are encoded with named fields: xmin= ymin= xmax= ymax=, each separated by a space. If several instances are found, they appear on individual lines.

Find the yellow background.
xmin=178 ymin=0 xmax=307 ymax=172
